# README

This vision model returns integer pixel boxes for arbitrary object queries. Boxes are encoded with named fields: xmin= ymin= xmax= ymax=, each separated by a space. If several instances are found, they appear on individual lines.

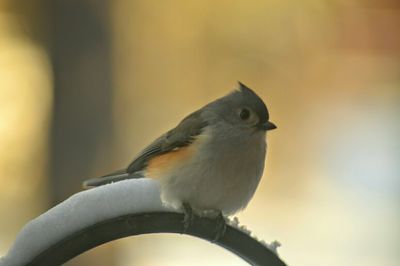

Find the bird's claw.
xmin=212 ymin=211 xmax=227 ymax=242
xmin=182 ymin=204 xmax=226 ymax=241
xmin=182 ymin=203 xmax=194 ymax=233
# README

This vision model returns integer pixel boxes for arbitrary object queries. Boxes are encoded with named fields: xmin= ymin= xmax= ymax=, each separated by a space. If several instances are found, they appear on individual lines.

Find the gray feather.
xmin=82 ymin=110 xmax=208 ymax=188
xmin=126 ymin=110 xmax=208 ymax=173
xmin=82 ymin=171 xmax=143 ymax=188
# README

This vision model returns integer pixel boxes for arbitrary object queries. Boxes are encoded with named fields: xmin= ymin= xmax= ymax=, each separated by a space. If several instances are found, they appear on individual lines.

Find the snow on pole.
xmin=0 ymin=179 xmax=170 ymax=266
xmin=0 ymin=178 xmax=286 ymax=266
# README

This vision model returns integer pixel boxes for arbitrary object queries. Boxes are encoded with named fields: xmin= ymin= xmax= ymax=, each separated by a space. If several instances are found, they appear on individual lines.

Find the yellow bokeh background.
xmin=1 ymin=1 xmax=399 ymax=265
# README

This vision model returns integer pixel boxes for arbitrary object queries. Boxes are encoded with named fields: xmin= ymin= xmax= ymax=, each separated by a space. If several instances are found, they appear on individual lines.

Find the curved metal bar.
xmin=27 ymin=212 xmax=287 ymax=266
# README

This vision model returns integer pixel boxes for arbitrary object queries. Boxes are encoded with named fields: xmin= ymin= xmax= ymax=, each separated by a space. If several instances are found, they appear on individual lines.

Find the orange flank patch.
xmin=146 ymin=145 xmax=195 ymax=179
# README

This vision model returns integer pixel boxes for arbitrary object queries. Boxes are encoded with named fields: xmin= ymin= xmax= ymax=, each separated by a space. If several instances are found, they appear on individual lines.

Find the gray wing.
xmin=83 ymin=110 xmax=208 ymax=188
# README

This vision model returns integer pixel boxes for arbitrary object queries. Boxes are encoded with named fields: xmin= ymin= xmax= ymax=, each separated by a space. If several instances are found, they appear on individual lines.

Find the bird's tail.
xmin=82 ymin=169 xmax=143 ymax=189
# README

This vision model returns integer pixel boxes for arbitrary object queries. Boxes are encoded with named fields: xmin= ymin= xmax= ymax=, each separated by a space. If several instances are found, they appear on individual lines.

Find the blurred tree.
xmin=49 ymin=0 xmax=115 ymax=265
xmin=49 ymin=0 xmax=112 ymax=204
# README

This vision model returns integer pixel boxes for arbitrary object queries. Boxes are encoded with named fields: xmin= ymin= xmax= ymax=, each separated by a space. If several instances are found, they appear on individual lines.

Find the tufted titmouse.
xmin=83 ymin=82 xmax=276 ymax=235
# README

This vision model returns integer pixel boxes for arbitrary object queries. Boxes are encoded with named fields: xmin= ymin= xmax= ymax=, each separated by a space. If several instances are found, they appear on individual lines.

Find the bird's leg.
xmin=212 ymin=211 xmax=227 ymax=242
xmin=182 ymin=202 xmax=194 ymax=233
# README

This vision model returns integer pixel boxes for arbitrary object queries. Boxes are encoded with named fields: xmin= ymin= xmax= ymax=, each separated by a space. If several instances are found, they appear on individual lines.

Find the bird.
xmin=83 ymin=82 xmax=276 ymax=239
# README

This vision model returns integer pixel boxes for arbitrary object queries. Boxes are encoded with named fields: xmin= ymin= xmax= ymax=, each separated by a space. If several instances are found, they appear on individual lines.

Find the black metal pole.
xmin=27 ymin=212 xmax=287 ymax=266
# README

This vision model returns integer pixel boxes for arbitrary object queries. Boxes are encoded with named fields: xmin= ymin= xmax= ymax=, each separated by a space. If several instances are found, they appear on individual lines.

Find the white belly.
xmin=149 ymin=129 xmax=267 ymax=216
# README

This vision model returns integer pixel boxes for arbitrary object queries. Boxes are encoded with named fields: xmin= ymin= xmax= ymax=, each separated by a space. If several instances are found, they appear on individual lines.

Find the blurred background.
xmin=0 ymin=0 xmax=399 ymax=265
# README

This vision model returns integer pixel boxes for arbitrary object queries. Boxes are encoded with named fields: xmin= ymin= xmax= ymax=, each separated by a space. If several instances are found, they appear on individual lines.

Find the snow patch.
xmin=0 ymin=178 xmax=173 ymax=266
xmin=227 ymin=216 xmax=281 ymax=256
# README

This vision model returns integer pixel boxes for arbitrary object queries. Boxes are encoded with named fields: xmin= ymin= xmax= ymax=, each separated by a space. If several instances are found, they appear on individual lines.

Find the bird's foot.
xmin=182 ymin=205 xmax=226 ymax=241
xmin=182 ymin=202 xmax=195 ymax=233
xmin=212 ymin=211 xmax=227 ymax=242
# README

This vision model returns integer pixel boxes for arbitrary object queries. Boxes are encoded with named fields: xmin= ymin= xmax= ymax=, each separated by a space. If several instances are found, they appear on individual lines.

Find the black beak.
xmin=258 ymin=121 xmax=277 ymax=131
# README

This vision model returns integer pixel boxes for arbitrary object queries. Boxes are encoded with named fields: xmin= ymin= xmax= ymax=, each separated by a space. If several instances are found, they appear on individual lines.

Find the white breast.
xmin=153 ymin=126 xmax=267 ymax=216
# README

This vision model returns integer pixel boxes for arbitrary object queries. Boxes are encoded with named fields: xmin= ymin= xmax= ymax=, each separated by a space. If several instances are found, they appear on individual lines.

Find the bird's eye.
xmin=239 ymin=108 xmax=250 ymax=120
